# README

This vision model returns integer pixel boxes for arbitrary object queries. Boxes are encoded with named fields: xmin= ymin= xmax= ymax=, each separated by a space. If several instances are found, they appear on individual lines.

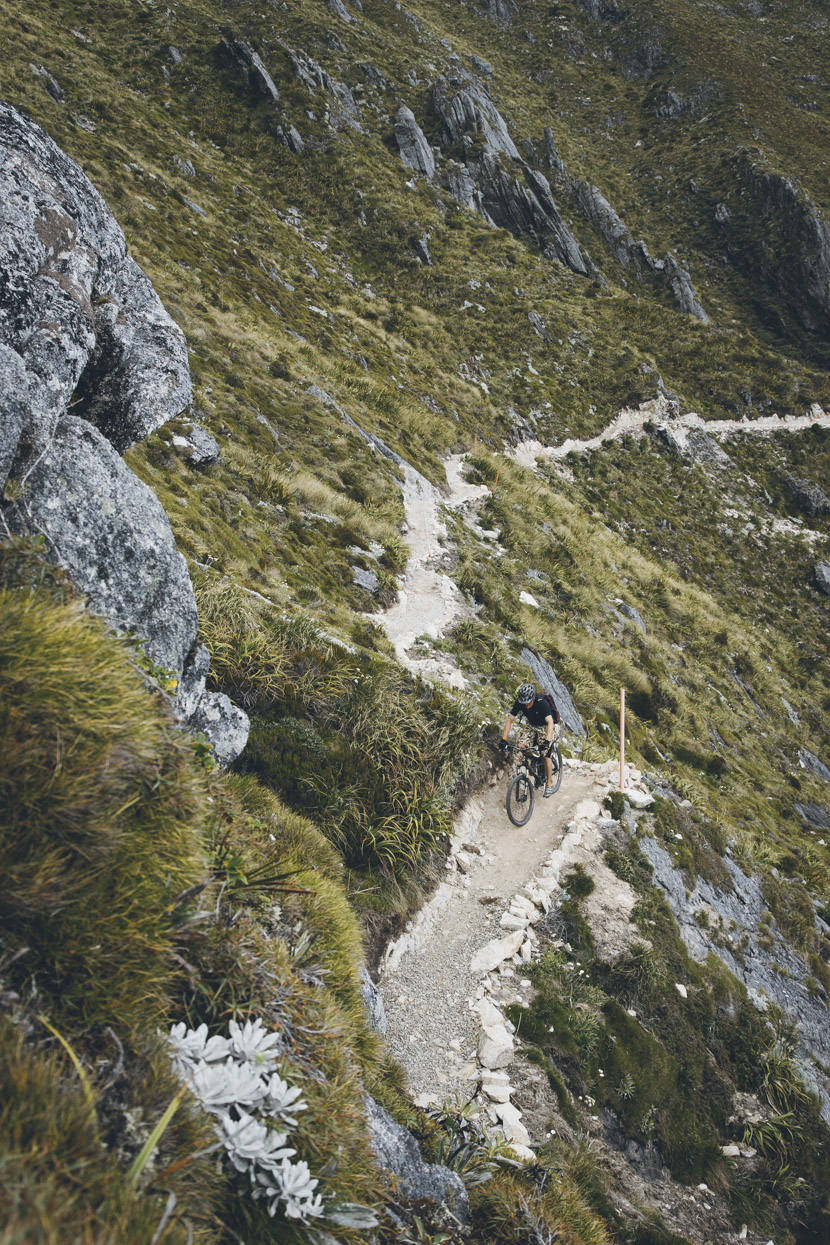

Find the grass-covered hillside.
xmin=2 ymin=0 xmax=830 ymax=1241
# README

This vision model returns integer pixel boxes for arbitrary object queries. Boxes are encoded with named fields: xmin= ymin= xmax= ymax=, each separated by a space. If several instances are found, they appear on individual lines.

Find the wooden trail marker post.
xmin=620 ymin=687 xmax=626 ymax=791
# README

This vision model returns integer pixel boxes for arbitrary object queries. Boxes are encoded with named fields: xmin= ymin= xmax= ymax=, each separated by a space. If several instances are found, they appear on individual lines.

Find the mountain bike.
xmin=503 ymin=730 xmax=562 ymax=826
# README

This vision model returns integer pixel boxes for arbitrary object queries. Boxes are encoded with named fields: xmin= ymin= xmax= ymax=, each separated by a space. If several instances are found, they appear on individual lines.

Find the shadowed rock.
xmin=811 ymin=562 xmax=830 ymax=596
xmin=786 ymin=475 xmax=830 ymax=518
xmin=219 ymin=38 xmax=280 ymax=102
xmin=364 ymin=1095 xmax=469 ymax=1219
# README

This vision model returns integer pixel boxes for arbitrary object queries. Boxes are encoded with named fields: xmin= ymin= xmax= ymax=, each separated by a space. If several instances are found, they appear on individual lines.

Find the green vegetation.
xmin=2 ymin=0 xmax=830 ymax=1239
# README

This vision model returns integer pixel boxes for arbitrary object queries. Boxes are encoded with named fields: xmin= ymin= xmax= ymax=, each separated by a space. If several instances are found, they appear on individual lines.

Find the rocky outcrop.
xmin=0 ymin=102 xmax=247 ymax=767
xmin=725 ymin=159 xmax=830 ymax=336
xmin=786 ymin=474 xmax=830 ymax=517
xmin=520 ymin=646 xmax=586 ymax=736
xmin=394 ymin=106 xmax=435 ymax=181
xmin=640 ymin=835 xmax=830 ymax=1124
xmin=477 ymin=0 xmax=519 ymax=30
xmin=571 ymin=180 xmax=708 ymax=321
xmin=0 ymin=101 xmax=192 ymax=460
xmin=812 ymin=562 xmax=830 ymax=596
xmin=218 ymin=38 xmax=280 ymax=102
xmin=364 ymin=1095 xmax=469 ymax=1219
xmin=432 ymin=78 xmax=588 ymax=275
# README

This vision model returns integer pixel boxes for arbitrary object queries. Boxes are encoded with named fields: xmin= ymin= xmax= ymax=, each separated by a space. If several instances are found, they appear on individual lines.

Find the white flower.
xmin=218 ymin=1110 xmax=294 ymax=1173
xmin=254 ymin=1159 xmax=325 ymax=1221
xmin=262 ymin=1071 xmax=307 ymax=1125
xmin=167 ymin=1023 xmax=230 ymax=1072
xmin=228 ymin=1017 xmax=282 ymax=1068
xmin=191 ymin=1060 xmax=268 ymax=1111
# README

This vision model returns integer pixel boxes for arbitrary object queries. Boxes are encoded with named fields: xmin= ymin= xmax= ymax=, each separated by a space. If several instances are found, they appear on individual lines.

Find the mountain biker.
xmin=500 ymin=683 xmax=560 ymax=797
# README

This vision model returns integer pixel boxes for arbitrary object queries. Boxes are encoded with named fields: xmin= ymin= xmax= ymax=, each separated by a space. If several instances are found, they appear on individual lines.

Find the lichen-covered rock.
xmin=0 ymin=344 xmax=27 ymax=490
xmin=394 ymin=106 xmax=435 ymax=181
xmin=6 ymin=417 xmax=197 ymax=678
xmin=188 ymin=691 xmax=250 ymax=769
xmin=0 ymin=101 xmax=192 ymax=461
xmin=364 ymin=1095 xmax=469 ymax=1220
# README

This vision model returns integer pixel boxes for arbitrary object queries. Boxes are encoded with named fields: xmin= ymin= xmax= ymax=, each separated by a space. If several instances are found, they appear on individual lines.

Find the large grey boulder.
xmin=520 ymin=646 xmax=586 ymax=737
xmin=394 ymin=106 xmax=436 ymax=181
xmin=799 ymin=749 xmax=830 ymax=783
xmin=0 ymin=101 xmax=192 ymax=461
xmin=364 ymin=1095 xmax=469 ymax=1220
xmin=6 ymin=417 xmax=197 ymax=678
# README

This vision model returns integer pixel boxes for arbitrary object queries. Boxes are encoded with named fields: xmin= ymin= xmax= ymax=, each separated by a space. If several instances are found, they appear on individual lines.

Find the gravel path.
xmin=511 ymin=400 xmax=830 ymax=470
xmin=379 ymin=768 xmax=598 ymax=1103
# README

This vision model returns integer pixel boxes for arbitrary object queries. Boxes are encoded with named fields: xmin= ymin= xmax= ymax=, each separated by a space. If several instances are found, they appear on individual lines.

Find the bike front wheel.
xmin=507 ymin=772 xmax=535 ymax=826
xmin=548 ymin=744 xmax=563 ymax=794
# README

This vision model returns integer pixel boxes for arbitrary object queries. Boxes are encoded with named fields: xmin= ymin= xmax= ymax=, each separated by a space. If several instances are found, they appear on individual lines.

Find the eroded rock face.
xmin=432 ymin=78 xmax=588 ymax=275
xmin=727 ymin=160 xmax=830 ymax=336
xmin=364 ymin=1095 xmax=469 ymax=1220
xmin=0 ymin=101 xmax=192 ymax=460
xmin=394 ymin=106 xmax=435 ymax=181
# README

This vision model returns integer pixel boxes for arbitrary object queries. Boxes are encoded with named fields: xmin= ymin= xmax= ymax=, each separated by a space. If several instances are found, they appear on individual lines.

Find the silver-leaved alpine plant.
xmin=167 ymin=1019 xmax=324 ymax=1221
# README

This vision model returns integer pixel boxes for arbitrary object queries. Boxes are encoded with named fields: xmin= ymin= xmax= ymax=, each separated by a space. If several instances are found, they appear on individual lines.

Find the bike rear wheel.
xmin=548 ymin=744 xmax=563 ymax=794
xmin=507 ymin=772 xmax=535 ymax=826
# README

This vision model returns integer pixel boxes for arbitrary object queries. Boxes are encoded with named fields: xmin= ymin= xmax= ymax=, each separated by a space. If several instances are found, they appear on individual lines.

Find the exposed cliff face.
xmin=725 ymin=158 xmax=830 ymax=337
xmin=0 ymin=102 xmax=247 ymax=764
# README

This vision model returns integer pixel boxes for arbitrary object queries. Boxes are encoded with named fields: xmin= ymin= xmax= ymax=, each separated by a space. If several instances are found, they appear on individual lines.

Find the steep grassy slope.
xmin=2 ymin=0 xmax=830 ymax=1241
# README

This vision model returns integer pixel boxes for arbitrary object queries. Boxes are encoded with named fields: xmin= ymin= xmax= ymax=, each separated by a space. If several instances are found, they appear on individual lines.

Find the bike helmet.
xmin=516 ymin=682 xmax=535 ymax=704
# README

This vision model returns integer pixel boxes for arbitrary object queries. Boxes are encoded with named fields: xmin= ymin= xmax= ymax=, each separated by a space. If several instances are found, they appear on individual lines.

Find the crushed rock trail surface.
xmin=381 ymin=455 xmax=489 ymax=688
xmin=378 ymin=768 xmax=598 ymax=1102
xmin=512 ymin=401 xmax=830 ymax=470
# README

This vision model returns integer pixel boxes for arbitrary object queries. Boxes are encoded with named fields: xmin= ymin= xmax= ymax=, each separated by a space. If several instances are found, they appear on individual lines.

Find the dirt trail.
xmin=379 ymin=767 xmax=598 ymax=1102
xmin=512 ymin=400 xmax=830 ymax=470
xmin=381 ymin=456 xmax=489 ymax=688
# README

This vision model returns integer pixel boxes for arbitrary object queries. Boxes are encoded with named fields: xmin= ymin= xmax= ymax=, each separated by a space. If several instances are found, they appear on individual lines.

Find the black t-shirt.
xmin=510 ymin=693 xmax=558 ymax=727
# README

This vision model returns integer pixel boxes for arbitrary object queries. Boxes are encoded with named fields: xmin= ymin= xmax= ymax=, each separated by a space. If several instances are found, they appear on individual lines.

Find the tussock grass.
xmin=0 ymin=587 xmax=208 ymax=1033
